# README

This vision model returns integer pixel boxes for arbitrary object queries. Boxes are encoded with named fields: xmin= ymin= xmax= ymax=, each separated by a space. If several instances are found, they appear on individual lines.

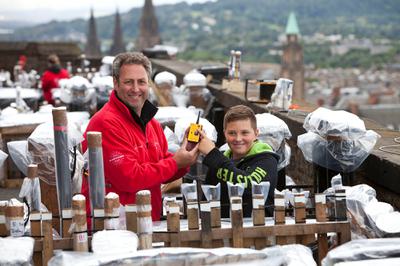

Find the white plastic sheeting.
xmin=322 ymin=238 xmax=400 ymax=266
xmin=49 ymin=243 xmax=315 ymax=266
xmin=0 ymin=237 xmax=35 ymax=265
xmin=297 ymin=107 xmax=380 ymax=172
xmin=256 ymin=113 xmax=292 ymax=170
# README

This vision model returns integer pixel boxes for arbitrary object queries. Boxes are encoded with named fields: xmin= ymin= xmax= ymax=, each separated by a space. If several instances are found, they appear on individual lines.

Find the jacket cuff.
xmin=203 ymin=147 xmax=226 ymax=168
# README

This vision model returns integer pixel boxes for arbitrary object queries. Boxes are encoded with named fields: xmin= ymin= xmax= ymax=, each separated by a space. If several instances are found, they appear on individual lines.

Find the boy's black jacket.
xmin=203 ymin=140 xmax=279 ymax=218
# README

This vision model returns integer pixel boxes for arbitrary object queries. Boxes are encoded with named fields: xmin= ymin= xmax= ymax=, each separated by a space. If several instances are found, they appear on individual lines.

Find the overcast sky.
xmin=0 ymin=0 xmax=214 ymax=23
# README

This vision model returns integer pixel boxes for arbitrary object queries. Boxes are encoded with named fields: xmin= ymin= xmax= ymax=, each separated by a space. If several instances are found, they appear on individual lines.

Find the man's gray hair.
xmin=112 ymin=52 xmax=152 ymax=82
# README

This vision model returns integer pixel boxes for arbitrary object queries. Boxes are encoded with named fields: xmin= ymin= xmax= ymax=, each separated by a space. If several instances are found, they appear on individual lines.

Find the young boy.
xmin=198 ymin=105 xmax=279 ymax=218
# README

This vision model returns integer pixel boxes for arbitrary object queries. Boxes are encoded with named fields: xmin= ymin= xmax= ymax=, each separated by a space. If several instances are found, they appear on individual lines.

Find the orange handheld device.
xmin=186 ymin=112 xmax=202 ymax=151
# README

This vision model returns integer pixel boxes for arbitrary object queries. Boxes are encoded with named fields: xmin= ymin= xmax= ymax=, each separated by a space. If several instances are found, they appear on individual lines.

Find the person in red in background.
xmin=41 ymin=54 xmax=69 ymax=105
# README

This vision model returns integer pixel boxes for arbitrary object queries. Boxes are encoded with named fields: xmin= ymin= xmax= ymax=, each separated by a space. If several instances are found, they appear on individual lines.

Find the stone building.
xmin=109 ymin=9 xmax=125 ymax=56
xmin=84 ymin=8 xmax=102 ymax=59
xmin=280 ymin=12 xmax=305 ymax=100
xmin=135 ymin=0 xmax=162 ymax=52
xmin=0 ymin=41 xmax=81 ymax=78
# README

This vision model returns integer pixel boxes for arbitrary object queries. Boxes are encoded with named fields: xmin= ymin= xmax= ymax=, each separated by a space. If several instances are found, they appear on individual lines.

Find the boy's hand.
xmin=198 ymin=130 xmax=215 ymax=155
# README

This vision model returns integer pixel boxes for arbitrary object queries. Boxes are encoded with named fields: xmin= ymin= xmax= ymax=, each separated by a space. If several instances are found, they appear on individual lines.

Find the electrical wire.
xmin=378 ymin=137 xmax=400 ymax=155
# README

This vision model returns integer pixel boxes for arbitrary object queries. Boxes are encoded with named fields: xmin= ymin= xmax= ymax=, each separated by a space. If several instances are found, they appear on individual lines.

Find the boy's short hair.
xmin=223 ymin=105 xmax=257 ymax=130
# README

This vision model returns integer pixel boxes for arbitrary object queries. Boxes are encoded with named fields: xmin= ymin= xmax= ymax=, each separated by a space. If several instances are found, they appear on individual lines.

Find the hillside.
xmin=4 ymin=0 xmax=400 ymax=66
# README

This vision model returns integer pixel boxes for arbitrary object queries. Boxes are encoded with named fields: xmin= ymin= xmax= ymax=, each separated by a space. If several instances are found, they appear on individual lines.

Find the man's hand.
xmin=173 ymin=137 xmax=199 ymax=169
xmin=198 ymin=130 xmax=215 ymax=155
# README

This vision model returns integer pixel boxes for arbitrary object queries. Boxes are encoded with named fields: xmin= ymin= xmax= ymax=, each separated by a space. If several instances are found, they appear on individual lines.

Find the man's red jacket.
xmin=81 ymin=90 xmax=187 ymax=221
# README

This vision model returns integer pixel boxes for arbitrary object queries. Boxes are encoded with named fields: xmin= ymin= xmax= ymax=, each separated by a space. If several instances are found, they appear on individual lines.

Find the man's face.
xmin=224 ymin=118 xmax=258 ymax=160
xmin=114 ymin=64 xmax=149 ymax=115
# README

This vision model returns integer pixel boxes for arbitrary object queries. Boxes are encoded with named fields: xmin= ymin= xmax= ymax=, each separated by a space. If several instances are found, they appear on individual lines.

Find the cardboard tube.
xmin=136 ymin=190 xmax=152 ymax=250
xmin=5 ymin=204 xmax=24 ymax=237
xmin=210 ymin=200 xmax=221 ymax=228
xmin=52 ymin=107 xmax=72 ymax=237
xmin=87 ymin=132 xmax=105 ymax=220
xmin=230 ymin=197 xmax=243 ymax=248
xmin=274 ymin=194 xmax=285 ymax=225
xmin=0 ymin=201 xmax=8 ymax=236
xmin=167 ymin=202 xmax=180 ymax=232
xmin=125 ymin=204 xmax=137 ymax=233
xmin=294 ymin=193 xmax=306 ymax=224
xmin=72 ymin=194 xmax=88 ymax=252
xmin=315 ymin=193 xmax=327 ymax=222
xmin=104 ymin=192 xmax=120 ymax=230
xmin=186 ymin=200 xmax=199 ymax=230
xmin=252 ymin=194 xmax=265 ymax=226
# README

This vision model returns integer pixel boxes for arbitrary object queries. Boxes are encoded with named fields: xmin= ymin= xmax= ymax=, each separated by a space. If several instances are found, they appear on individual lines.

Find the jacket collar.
xmin=110 ymin=89 xmax=158 ymax=131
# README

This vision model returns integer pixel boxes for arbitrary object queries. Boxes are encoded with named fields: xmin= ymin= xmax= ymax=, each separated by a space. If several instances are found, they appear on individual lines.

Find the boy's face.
xmin=224 ymin=118 xmax=258 ymax=160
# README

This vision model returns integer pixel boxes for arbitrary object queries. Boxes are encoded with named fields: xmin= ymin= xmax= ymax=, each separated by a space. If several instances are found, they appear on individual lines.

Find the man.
xmin=81 ymin=52 xmax=199 ymax=221
xmin=198 ymin=105 xmax=278 ymax=218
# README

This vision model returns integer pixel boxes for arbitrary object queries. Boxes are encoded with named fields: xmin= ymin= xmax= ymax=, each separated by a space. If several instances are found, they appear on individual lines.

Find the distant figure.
xmin=328 ymin=86 xmax=341 ymax=107
xmin=13 ymin=55 xmax=30 ymax=87
xmin=41 ymin=54 xmax=70 ymax=105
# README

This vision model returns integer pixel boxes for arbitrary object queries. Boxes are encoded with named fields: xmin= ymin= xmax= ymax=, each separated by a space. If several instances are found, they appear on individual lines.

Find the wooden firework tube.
xmin=315 ymin=194 xmax=327 ymax=222
xmin=104 ymin=192 xmax=120 ymax=230
xmin=200 ymin=201 xmax=212 ymax=248
xmin=252 ymin=194 xmax=265 ymax=226
xmin=61 ymin=209 xmax=72 ymax=237
xmin=186 ymin=200 xmax=199 ymax=230
xmin=87 ymin=131 xmax=106 ymax=232
xmin=326 ymin=193 xmax=336 ymax=221
xmin=0 ymin=201 xmax=8 ymax=236
xmin=0 ymin=201 xmax=8 ymax=237
xmin=27 ymin=163 xmax=38 ymax=179
xmin=93 ymin=209 xmax=104 ymax=232
xmin=41 ymin=212 xmax=53 ymax=266
xmin=72 ymin=195 xmax=88 ymax=252
xmin=231 ymin=197 xmax=244 ymax=248
xmin=294 ymin=193 xmax=306 ymax=224
xmin=52 ymin=107 xmax=72 ymax=237
xmin=136 ymin=190 xmax=152 ymax=250
xmin=335 ymin=189 xmax=347 ymax=221
xmin=30 ymin=211 xmax=42 ymax=237
xmin=5 ymin=203 xmax=24 ymax=237
xmin=28 ymin=164 xmax=42 ymax=238
xmin=125 ymin=204 xmax=137 ymax=233
xmin=210 ymin=200 xmax=221 ymax=228
xmin=274 ymin=194 xmax=285 ymax=225
xmin=167 ymin=202 xmax=180 ymax=232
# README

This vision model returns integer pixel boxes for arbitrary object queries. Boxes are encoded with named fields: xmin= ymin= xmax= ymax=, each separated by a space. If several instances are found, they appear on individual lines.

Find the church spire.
xmin=109 ymin=9 xmax=125 ymax=55
xmin=85 ymin=8 xmax=102 ymax=58
xmin=135 ymin=0 xmax=162 ymax=51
